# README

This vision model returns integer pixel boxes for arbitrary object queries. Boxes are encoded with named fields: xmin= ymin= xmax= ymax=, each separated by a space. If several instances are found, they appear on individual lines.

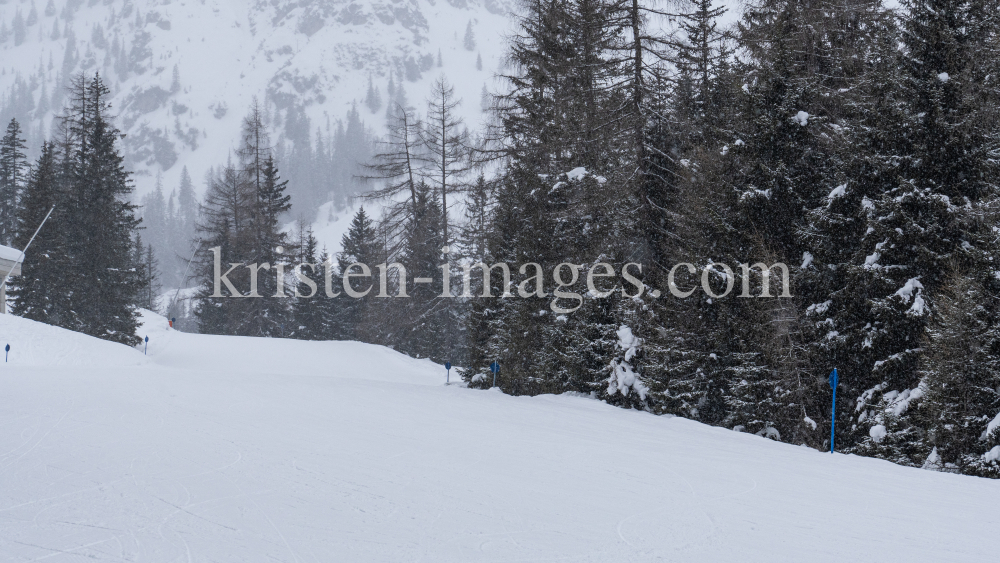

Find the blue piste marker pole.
xmin=445 ymin=361 xmax=452 ymax=384
xmin=144 ymin=336 xmax=149 ymax=356
xmin=4 ymin=344 xmax=9 ymax=362
xmin=490 ymin=361 xmax=500 ymax=388
xmin=829 ymin=368 xmax=839 ymax=453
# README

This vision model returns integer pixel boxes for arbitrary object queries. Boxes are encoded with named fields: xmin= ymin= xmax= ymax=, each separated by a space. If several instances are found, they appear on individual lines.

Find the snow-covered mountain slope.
xmin=1 ymin=312 xmax=998 ymax=561
xmin=0 ymin=0 xmax=512 ymax=199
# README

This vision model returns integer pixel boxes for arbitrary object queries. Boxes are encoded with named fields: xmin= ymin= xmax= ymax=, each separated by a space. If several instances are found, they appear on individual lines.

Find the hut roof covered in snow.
xmin=0 ymin=244 xmax=23 ymax=277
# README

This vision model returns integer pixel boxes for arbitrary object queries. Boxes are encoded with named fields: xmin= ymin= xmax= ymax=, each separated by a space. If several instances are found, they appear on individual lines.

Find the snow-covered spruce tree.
xmin=62 ymin=74 xmax=142 ymax=345
xmin=365 ymin=75 xmax=382 ymax=114
xmin=841 ymin=0 xmax=999 ymax=461
xmin=647 ymin=158 xmax=775 ymax=428
xmin=456 ymin=174 xmax=499 ymax=383
xmin=464 ymin=21 xmax=476 ymax=51
xmin=334 ymin=206 xmax=383 ymax=342
xmin=140 ymin=174 xmax=168 ymax=285
xmin=430 ymin=175 xmax=498 ymax=367
xmin=247 ymin=153 xmax=294 ymax=336
xmin=457 ymin=174 xmax=495 ymax=267
xmin=291 ymin=225 xmax=325 ymax=340
xmin=799 ymin=4 xmax=909 ymax=452
xmin=909 ymin=272 xmax=1000 ymax=477
xmin=632 ymin=0 xmax=739 ymax=423
xmin=12 ymin=10 xmax=25 ymax=47
xmin=0 ymin=118 xmax=28 ymax=246
xmin=671 ymin=0 xmax=733 ymax=151
xmin=9 ymin=142 xmax=68 ymax=321
xmin=710 ymin=0 xmax=888 ymax=445
xmin=132 ymin=236 xmax=160 ymax=312
xmin=654 ymin=143 xmax=795 ymax=431
xmin=733 ymin=0 xmax=867 ymax=259
xmin=394 ymin=181 xmax=453 ymax=362
xmin=466 ymin=168 xmax=632 ymax=397
xmin=176 ymin=166 xmax=197 ymax=249
xmin=468 ymin=0 xmax=639 ymax=397
xmin=463 ymin=166 xmax=564 ymax=394
xmin=534 ymin=170 xmax=627 ymax=400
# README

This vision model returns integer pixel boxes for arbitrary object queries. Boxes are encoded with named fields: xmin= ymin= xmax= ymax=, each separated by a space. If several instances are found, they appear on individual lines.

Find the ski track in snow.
xmin=0 ymin=310 xmax=998 ymax=561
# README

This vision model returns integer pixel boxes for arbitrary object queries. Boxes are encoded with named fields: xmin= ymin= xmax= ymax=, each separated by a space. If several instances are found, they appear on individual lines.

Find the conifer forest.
xmin=3 ymin=0 xmax=1000 ymax=483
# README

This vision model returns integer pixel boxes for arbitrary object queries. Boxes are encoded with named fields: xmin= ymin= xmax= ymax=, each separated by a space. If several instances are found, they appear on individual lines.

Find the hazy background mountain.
xmin=0 ymin=0 xmax=512 ymax=229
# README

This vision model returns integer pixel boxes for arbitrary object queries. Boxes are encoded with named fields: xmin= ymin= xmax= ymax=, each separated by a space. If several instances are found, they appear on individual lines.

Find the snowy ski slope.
xmin=0 ymin=311 xmax=998 ymax=561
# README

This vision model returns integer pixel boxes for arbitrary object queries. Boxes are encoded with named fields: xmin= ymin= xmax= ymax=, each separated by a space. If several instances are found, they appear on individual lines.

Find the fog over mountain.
xmin=0 ymin=0 xmax=512 ymax=209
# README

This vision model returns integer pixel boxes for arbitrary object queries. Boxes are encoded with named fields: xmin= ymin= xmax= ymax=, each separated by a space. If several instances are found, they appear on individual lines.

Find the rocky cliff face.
xmin=0 ymin=0 xmax=511 ymax=201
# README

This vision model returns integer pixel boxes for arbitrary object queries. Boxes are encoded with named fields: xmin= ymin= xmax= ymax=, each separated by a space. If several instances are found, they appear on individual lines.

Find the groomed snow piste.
xmin=0 ymin=312 xmax=997 ymax=561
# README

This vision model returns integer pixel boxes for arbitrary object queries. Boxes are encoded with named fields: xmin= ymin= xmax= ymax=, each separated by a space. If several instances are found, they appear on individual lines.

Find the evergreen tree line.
xmin=191 ymin=79 xmax=476 ymax=364
xmin=5 ymin=73 xmax=145 ymax=346
xmin=449 ymin=0 xmax=1000 ymax=478
xmin=186 ymin=0 xmax=1000 ymax=477
xmin=110 ymin=98 xmax=379 ymax=330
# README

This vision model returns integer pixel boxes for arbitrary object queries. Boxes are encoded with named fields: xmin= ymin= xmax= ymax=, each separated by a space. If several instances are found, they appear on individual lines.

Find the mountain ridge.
xmin=0 ymin=0 xmax=511 ymax=203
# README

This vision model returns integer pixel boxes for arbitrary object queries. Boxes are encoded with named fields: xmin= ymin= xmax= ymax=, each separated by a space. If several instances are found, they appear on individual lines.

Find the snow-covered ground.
xmin=0 ymin=311 xmax=998 ymax=561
